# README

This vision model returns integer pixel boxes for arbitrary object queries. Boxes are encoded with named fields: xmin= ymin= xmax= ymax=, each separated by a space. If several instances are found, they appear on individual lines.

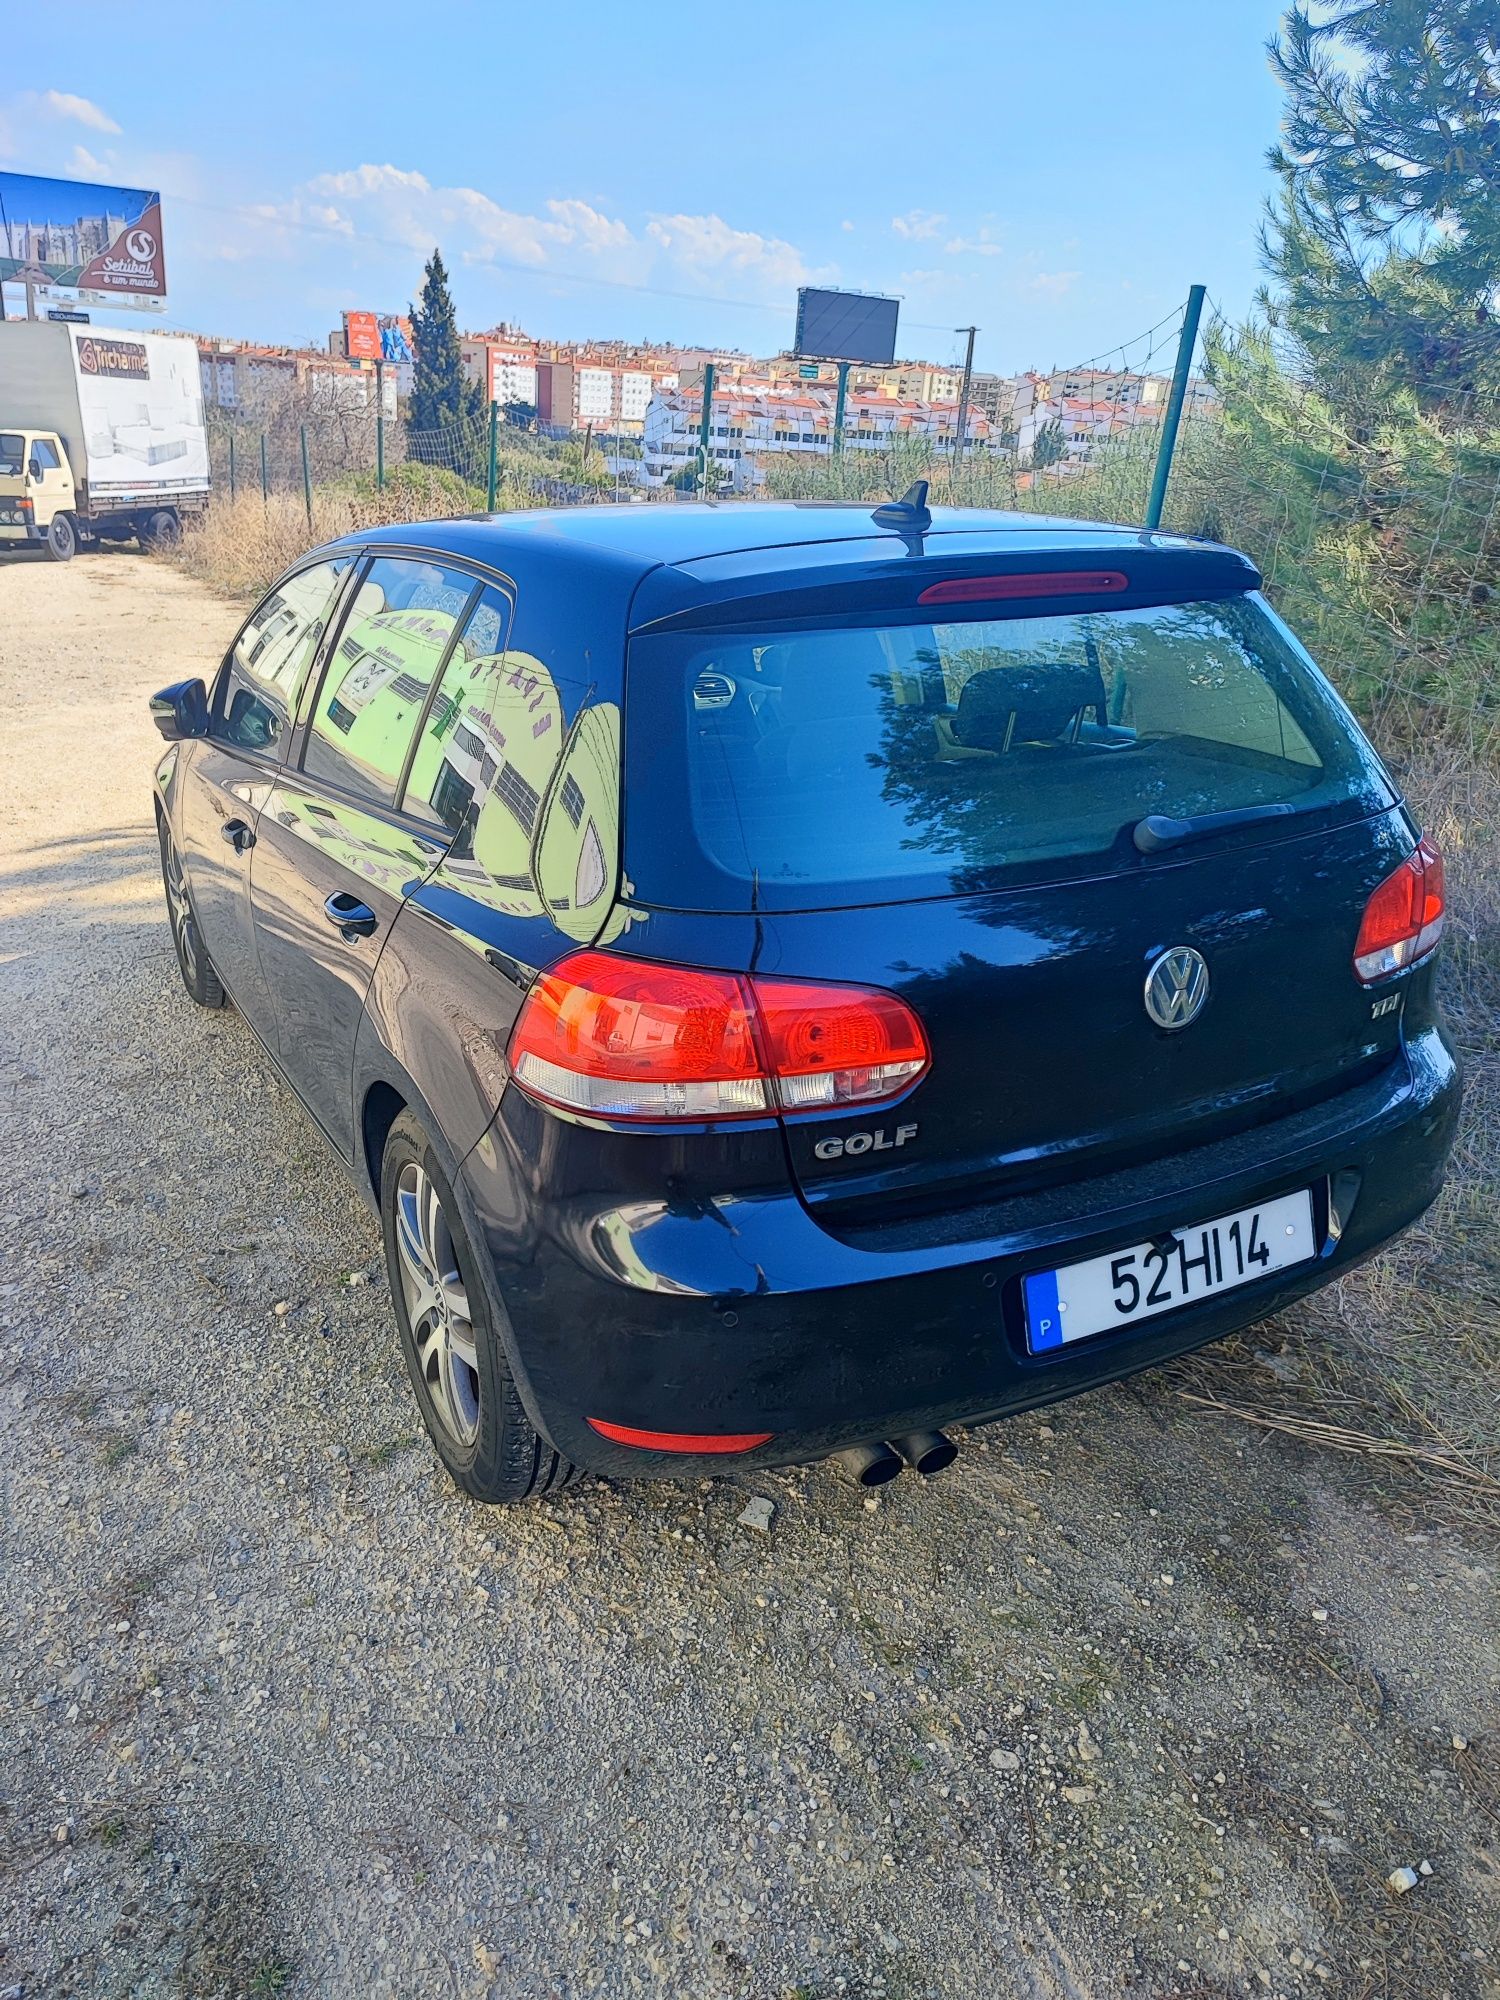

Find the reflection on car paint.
xmin=428 ymin=648 xmax=628 ymax=943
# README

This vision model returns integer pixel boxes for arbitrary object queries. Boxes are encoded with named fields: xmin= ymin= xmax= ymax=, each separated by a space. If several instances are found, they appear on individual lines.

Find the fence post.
xmin=833 ymin=359 xmax=850 ymax=456
xmin=300 ymin=424 xmax=313 ymax=528
xmin=1144 ymin=283 xmax=1206 ymax=531
xmin=486 ymin=400 xmax=498 ymax=510
xmin=228 ymin=433 xmax=237 ymax=501
xmin=695 ymin=361 xmax=716 ymax=498
xmin=260 ymin=432 xmax=269 ymax=504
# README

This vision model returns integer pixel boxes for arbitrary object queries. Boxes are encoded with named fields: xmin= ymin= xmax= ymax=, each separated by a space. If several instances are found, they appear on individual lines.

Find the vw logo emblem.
xmin=1144 ymin=946 xmax=1210 ymax=1030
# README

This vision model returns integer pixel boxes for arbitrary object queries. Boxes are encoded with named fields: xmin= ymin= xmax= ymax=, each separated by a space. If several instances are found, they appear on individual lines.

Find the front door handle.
xmin=324 ymin=892 xmax=378 ymax=940
xmin=220 ymin=818 xmax=255 ymax=853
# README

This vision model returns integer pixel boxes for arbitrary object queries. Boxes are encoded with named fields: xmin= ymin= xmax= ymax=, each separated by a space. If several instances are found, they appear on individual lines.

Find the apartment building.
xmin=460 ymin=327 xmax=539 ymax=408
xmin=198 ymin=340 xmax=397 ymax=416
xmin=640 ymin=382 xmax=992 ymax=491
xmin=535 ymin=352 xmax=680 ymax=434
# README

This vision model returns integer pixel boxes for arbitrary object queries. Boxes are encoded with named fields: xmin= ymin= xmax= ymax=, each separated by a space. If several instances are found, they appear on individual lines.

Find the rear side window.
xmin=401 ymin=584 xmax=512 ymax=850
xmin=217 ymin=556 xmax=353 ymax=754
xmin=626 ymin=593 xmax=1393 ymax=910
xmin=302 ymin=554 xmax=478 ymax=807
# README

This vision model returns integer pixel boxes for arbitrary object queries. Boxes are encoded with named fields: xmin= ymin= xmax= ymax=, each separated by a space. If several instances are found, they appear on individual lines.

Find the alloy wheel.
xmin=394 ymin=1162 xmax=480 ymax=1447
xmin=163 ymin=837 xmax=201 ymax=982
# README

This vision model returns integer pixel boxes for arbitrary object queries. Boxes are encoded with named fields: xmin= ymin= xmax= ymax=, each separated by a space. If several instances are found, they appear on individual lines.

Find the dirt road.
xmin=1 ymin=551 xmax=1496 ymax=2000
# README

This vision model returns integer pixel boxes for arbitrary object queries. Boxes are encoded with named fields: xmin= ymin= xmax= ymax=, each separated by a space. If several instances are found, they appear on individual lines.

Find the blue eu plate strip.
xmin=1025 ymin=1269 xmax=1063 ymax=1352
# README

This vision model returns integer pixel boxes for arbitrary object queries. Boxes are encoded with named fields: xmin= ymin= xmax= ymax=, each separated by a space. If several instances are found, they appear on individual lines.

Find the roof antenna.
xmin=872 ymin=479 xmax=931 ymax=531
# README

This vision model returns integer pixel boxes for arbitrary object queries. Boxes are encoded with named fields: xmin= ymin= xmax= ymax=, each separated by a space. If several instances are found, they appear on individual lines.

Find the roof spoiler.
xmin=872 ymin=480 xmax=931 ymax=531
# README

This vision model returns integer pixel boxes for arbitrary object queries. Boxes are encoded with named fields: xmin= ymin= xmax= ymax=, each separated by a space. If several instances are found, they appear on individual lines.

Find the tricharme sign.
xmin=76 ymin=335 xmax=150 ymax=380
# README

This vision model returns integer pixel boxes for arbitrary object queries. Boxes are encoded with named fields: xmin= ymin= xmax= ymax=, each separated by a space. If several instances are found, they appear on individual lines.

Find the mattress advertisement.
xmin=72 ymin=329 xmax=208 ymax=495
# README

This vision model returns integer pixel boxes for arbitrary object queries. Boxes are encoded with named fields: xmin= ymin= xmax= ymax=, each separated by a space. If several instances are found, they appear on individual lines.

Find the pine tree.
xmin=408 ymin=248 xmax=484 ymax=435
xmin=1263 ymin=2 xmax=1499 ymax=408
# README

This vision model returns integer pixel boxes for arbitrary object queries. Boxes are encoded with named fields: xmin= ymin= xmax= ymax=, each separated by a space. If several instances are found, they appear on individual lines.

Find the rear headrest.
xmin=953 ymin=661 xmax=1107 ymax=750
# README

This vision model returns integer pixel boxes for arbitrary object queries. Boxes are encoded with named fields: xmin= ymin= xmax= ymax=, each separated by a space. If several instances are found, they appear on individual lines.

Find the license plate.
xmin=1024 ymin=1189 xmax=1317 ymax=1353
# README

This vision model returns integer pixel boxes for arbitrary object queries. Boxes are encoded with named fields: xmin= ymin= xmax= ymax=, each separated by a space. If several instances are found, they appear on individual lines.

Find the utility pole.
xmin=953 ymin=325 xmax=978 ymax=461
xmin=374 ymin=357 xmax=386 ymax=490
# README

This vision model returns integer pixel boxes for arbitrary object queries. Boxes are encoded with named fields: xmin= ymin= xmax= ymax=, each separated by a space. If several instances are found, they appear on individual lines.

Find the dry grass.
xmin=169 ymin=484 xmax=472 ymax=601
xmin=1175 ymin=742 xmax=1500 ymax=1529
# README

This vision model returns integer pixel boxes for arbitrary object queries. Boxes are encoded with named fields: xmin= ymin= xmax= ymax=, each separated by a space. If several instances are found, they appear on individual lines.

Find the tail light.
xmin=1353 ymin=838 xmax=1445 ymax=983
xmin=507 ymin=949 xmax=930 ymax=1123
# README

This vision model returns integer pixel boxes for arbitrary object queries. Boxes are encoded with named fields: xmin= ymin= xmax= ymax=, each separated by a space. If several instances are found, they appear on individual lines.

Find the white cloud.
xmin=840 ymin=219 xmax=855 ymax=233
xmin=891 ymin=208 xmax=946 ymax=241
xmin=944 ymin=231 xmax=1004 ymax=258
xmin=37 ymin=89 xmax=120 ymax=135
xmin=645 ymin=211 xmax=829 ymax=295
xmin=1023 ymin=270 xmax=1080 ymax=297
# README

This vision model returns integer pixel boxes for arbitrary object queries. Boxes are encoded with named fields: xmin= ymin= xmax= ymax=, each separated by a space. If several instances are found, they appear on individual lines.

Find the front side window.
xmin=302 ymin=554 xmax=478 ymax=807
xmin=626 ymin=592 xmax=1394 ymax=911
xmin=216 ymin=555 xmax=353 ymax=754
xmin=31 ymin=438 xmax=61 ymax=471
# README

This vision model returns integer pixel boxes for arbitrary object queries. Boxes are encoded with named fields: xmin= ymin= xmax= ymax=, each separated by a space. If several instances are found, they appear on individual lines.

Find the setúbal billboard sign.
xmin=0 ymin=171 xmax=167 ymax=308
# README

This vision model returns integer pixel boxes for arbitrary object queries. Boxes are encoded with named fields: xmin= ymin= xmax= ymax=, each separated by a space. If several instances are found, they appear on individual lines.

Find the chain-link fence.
xmin=190 ymin=289 xmax=1499 ymax=759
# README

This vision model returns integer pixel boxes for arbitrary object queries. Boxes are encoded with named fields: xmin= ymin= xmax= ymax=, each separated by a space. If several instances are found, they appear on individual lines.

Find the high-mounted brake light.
xmin=506 ymin=949 xmax=930 ymax=1123
xmin=1353 ymin=838 xmax=1445 ymax=983
xmin=917 ymin=570 xmax=1128 ymax=605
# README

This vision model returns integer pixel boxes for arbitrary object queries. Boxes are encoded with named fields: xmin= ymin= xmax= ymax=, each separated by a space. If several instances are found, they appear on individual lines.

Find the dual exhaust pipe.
xmin=833 ymin=1429 xmax=958 ymax=1487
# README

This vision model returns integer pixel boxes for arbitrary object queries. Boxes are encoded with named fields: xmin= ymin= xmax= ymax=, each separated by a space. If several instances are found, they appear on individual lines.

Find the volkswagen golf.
xmin=149 ymin=494 xmax=1460 ymax=1501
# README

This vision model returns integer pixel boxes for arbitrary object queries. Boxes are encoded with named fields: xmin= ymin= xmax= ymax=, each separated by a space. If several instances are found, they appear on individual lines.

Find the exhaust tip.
xmin=891 ymin=1430 xmax=958 ymax=1477
xmin=833 ymin=1440 xmax=904 ymax=1487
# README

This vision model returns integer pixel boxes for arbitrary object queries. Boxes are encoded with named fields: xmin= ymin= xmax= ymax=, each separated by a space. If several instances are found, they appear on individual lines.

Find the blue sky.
xmin=3 ymin=1 xmax=1290 ymax=374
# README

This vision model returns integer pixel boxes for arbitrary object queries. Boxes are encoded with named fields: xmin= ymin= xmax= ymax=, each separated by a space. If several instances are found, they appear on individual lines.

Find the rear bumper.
xmin=457 ymin=1023 xmax=1460 ymax=1479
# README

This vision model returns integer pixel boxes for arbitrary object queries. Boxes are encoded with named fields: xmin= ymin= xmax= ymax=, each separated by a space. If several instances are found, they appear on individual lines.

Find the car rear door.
xmin=249 ymin=554 xmax=509 ymax=1159
xmin=176 ymin=552 xmax=356 ymax=1032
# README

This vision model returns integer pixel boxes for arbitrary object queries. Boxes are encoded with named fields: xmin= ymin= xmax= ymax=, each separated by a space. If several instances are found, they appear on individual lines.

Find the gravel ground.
xmin=1 ymin=550 xmax=1497 ymax=2000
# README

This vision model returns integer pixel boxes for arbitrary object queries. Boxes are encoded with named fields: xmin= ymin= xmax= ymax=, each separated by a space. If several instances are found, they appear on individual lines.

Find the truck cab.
xmin=0 ymin=429 xmax=78 ymax=559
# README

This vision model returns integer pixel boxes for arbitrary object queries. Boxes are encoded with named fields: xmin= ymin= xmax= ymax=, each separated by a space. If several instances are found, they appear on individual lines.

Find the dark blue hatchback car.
xmin=150 ymin=497 xmax=1460 ymax=1501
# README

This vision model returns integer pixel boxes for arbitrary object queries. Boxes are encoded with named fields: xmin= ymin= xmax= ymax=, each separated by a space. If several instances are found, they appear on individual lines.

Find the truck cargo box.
xmin=0 ymin=322 xmax=209 ymax=506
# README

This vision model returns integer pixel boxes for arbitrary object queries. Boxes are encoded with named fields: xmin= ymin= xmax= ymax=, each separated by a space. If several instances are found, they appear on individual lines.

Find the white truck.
xmin=0 ymin=322 xmax=210 ymax=561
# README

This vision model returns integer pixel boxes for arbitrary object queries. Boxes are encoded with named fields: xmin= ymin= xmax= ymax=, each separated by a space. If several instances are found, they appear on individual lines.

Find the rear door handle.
xmin=220 ymin=818 xmax=255 ymax=853
xmin=324 ymin=892 xmax=378 ymax=940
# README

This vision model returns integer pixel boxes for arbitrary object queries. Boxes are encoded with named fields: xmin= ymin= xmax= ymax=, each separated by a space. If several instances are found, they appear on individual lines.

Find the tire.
xmin=140 ymin=509 xmax=181 ymax=552
xmin=43 ymin=514 xmax=76 ymax=562
xmin=381 ymin=1110 xmax=580 ymax=1505
xmin=157 ymin=815 xmax=226 ymax=1009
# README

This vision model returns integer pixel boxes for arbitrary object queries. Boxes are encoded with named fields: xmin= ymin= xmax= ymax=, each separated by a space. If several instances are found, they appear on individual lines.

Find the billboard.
xmin=0 ymin=171 xmax=167 ymax=308
xmin=343 ymin=310 xmax=382 ymax=361
xmin=794 ymin=286 xmax=899 ymax=366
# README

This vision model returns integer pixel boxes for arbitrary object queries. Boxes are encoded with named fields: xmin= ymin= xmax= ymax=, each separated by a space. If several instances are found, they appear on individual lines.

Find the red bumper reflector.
xmin=587 ymin=1418 xmax=773 ymax=1453
xmin=918 ymin=570 xmax=1128 ymax=604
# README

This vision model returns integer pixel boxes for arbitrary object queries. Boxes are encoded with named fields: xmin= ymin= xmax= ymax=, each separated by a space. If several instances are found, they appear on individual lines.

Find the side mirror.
xmin=150 ymin=678 xmax=209 ymax=742
xmin=28 ymin=458 xmax=41 ymax=482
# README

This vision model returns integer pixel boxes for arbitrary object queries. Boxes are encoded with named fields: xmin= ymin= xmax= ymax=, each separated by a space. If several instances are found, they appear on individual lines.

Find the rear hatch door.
xmin=623 ymin=566 xmax=1405 ymax=1213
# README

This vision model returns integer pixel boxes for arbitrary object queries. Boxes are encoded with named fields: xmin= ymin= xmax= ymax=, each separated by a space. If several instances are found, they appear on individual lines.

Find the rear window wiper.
xmin=1133 ymin=802 xmax=1297 ymax=854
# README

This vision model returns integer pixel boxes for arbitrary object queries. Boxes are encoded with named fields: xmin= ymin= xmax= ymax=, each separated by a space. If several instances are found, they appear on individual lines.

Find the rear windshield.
xmin=625 ymin=592 xmax=1393 ymax=910
xmin=0 ymin=435 xmax=24 ymax=476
